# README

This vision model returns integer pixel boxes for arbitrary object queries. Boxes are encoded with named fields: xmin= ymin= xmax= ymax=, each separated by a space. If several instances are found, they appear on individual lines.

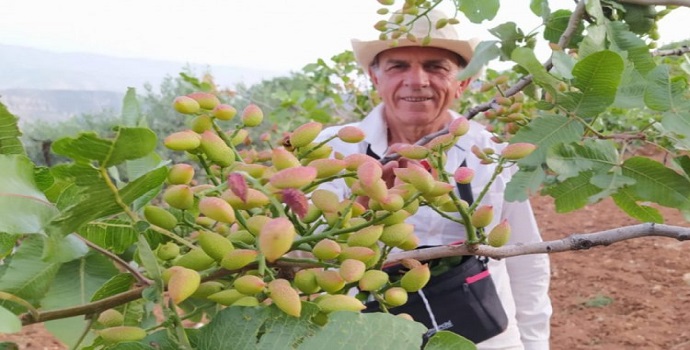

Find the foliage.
xmin=1 ymin=0 xmax=690 ymax=349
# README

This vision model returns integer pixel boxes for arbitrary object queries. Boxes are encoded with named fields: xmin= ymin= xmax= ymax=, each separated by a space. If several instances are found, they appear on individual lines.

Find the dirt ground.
xmin=2 ymin=196 xmax=690 ymax=350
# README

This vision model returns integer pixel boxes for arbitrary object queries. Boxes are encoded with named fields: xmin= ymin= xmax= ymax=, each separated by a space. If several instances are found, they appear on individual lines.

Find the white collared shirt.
xmin=316 ymin=104 xmax=552 ymax=350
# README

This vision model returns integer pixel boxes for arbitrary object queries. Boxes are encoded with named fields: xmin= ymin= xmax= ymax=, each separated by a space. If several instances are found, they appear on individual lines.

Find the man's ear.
xmin=368 ymin=67 xmax=379 ymax=86
xmin=455 ymin=78 xmax=472 ymax=99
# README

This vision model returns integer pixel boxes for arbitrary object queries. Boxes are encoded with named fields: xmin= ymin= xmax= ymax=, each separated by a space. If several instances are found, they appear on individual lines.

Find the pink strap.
xmin=465 ymin=269 xmax=490 ymax=284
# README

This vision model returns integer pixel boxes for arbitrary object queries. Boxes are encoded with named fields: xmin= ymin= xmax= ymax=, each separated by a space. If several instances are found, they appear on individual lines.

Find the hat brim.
xmin=351 ymin=37 xmax=478 ymax=73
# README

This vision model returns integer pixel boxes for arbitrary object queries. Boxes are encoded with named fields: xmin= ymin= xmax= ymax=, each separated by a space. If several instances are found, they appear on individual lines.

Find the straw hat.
xmin=351 ymin=8 xmax=479 ymax=72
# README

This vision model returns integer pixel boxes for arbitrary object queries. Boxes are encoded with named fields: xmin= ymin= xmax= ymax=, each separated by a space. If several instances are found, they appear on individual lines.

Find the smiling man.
xmin=315 ymin=8 xmax=552 ymax=350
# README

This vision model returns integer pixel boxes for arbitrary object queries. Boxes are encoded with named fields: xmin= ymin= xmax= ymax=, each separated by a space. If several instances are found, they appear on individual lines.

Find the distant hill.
xmin=0 ymin=44 xmax=288 ymax=123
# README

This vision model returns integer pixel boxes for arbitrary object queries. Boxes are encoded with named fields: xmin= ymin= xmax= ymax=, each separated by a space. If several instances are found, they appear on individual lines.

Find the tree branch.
xmin=617 ymin=0 xmax=690 ymax=7
xmin=653 ymin=45 xmax=690 ymax=57
xmin=385 ymin=223 xmax=690 ymax=265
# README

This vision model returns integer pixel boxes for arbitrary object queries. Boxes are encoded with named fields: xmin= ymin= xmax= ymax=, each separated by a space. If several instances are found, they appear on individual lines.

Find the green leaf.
xmin=78 ymin=219 xmax=138 ymax=255
xmin=505 ymin=167 xmax=546 ymax=202
xmin=530 ymin=0 xmax=549 ymax=17
xmin=543 ymin=171 xmax=603 ymax=212
xmin=511 ymin=48 xmax=561 ymax=96
xmin=41 ymin=232 xmax=89 ymax=263
xmin=660 ymin=106 xmax=690 ymax=150
xmin=0 ymin=305 xmax=21 ymax=333
xmin=613 ymin=65 xmax=648 ymax=109
xmin=91 ymin=273 xmax=136 ymax=302
xmin=121 ymin=88 xmax=141 ymax=127
xmin=298 ymin=311 xmax=426 ymax=349
xmin=0 ymin=155 xmax=58 ymax=235
xmin=558 ymin=50 xmax=624 ymax=118
xmin=0 ymin=102 xmax=25 ymax=156
xmin=606 ymin=21 xmax=655 ymax=75
xmin=510 ymin=113 xmax=585 ymax=167
xmin=588 ymin=171 xmax=636 ymax=203
xmin=50 ymin=166 xmax=168 ymax=236
xmin=458 ymin=0 xmax=499 ymax=23
xmin=457 ymin=41 xmax=501 ymax=81
xmin=51 ymin=127 xmax=157 ymax=168
xmin=621 ymin=156 xmax=690 ymax=210
xmin=42 ymin=252 xmax=119 ymax=347
xmin=543 ymin=9 xmax=585 ymax=48
xmin=136 ymin=235 xmax=162 ymax=282
xmin=108 ymin=342 xmax=155 ymax=350
xmin=579 ymin=24 xmax=607 ymax=59
xmin=550 ymin=51 xmax=576 ymax=80
xmin=612 ymin=189 xmax=663 ymax=223
xmin=585 ymin=0 xmax=605 ymax=23
xmin=0 ymin=236 xmax=61 ymax=306
xmin=424 ymin=331 xmax=476 ymax=350
xmin=196 ymin=303 xmax=319 ymax=350
xmin=488 ymin=22 xmax=523 ymax=61
xmin=0 ymin=233 xmax=18 ymax=258
xmin=645 ymin=64 xmax=687 ymax=111
xmin=546 ymin=139 xmax=618 ymax=181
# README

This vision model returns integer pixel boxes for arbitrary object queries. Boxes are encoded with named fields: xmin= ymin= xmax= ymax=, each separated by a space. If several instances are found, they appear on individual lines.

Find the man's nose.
xmin=404 ymin=66 xmax=430 ymax=88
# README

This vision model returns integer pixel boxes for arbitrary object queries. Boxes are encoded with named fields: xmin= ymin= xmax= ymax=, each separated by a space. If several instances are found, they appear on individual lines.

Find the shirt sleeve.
xmin=502 ymin=198 xmax=553 ymax=350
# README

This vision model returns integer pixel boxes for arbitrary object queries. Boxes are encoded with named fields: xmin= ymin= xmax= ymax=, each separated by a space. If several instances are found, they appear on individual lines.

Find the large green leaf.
xmin=196 ymin=304 xmax=426 ymax=350
xmin=588 ymin=171 xmax=636 ymax=203
xmin=0 ymin=236 xmax=60 ymax=306
xmin=49 ymin=166 xmax=168 ymax=236
xmin=424 ymin=331 xmax=476 ymax=350
xmin=458 ymin=0 xmax=499 ymax=23
xmin=121 ymin=87 xmax=142 ymax=127
xmin=543 ymin=171 xmax=603 ymax=212
xmin=78 ymin=219 xmax=139 ymax=254
xmin=613 ymin=64 xmax=648 ymax=109
xmin=543 ymin=9 xmax=585 ymax=48
xmin=488 ymin=22 xmax=524 ymax=61
xmin=0 ymin=155 xmax=58 ymax=235
xmin=0 ymin=305 xmax=21 ymax=333
xmin=578 ymin=24 xmax=607 ymax=59
xmin=505 ymin=167 xmax=546 ymax=202
xmin=660 ymin=105 xmax=690 ymax=150
xmin=196 ymin=303 xmax=320 ymax=350
xmin=511 ymin=48 xmax=561 ymax=96
xmin=606 ymin=21 xmax=655 ymax=75
xmin=0 ymin=102 xmax=25 ymax=156
xmin=457 ymin=41 xmax=501 ymax=81
xmin=645 ymin=64 xmax=687 ymax=111
xmin=546 ymin=139 xmax=619 ymax=181
xmin=91 ymin=273 xmax=136 ymax=302
xmin=558 ymin=50 xmax=624 ymax=118
xmin=612 ymin=188 xmax=663 ymax=223
xmin=51 ymin=127 xmax=157 ymax=168
xmin=42 ymin=252 xmax=119 ymax=348
xmin=510 ymin=113 xmax=585 ymax=167
xmin=298 ymin=311 xmax=426 ymax=349
xmin=621 ymin=156 xmax=690 ymax=210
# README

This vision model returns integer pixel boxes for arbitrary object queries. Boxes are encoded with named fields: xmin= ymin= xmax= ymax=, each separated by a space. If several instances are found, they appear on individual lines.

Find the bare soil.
xmin=2 ymin=196 xmax=690 ymax=350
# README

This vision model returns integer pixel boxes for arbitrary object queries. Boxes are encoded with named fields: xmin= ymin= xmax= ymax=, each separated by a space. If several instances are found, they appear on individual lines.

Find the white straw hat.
xmin=351 ymin=8 xmax=479 ymax=71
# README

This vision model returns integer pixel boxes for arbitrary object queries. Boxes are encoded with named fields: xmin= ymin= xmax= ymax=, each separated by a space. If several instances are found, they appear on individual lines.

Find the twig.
xmin=76 ymin=234 xmax=152 ymax=286
xmin=384 ymin=223 xmax=690 ymax=264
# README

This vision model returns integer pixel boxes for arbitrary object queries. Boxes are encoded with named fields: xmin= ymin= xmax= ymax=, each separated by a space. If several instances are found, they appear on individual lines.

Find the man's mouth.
xmin=401 ymin=97 xmax=432 ymax=102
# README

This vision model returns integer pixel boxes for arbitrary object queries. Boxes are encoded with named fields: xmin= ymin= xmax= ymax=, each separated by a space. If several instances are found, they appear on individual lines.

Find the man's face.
xmin=369 ymin=46 xmax=468 ymax=128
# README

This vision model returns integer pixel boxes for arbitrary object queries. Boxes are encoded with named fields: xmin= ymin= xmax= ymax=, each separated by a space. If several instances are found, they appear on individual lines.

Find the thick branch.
xmin=20 ymin=287 xmax=145 ymax=325
xmin=653 ymin=45 xmax=690 ymax=57
xmin=385 ymin=223 xmax=690 ymax=264
xmin=617 ymin=0 xmax=690 ymax=7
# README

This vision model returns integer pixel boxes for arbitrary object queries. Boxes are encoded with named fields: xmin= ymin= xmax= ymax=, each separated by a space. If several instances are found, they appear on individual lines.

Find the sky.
xmin=1 ymin=0 xmax=688 ymax=73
